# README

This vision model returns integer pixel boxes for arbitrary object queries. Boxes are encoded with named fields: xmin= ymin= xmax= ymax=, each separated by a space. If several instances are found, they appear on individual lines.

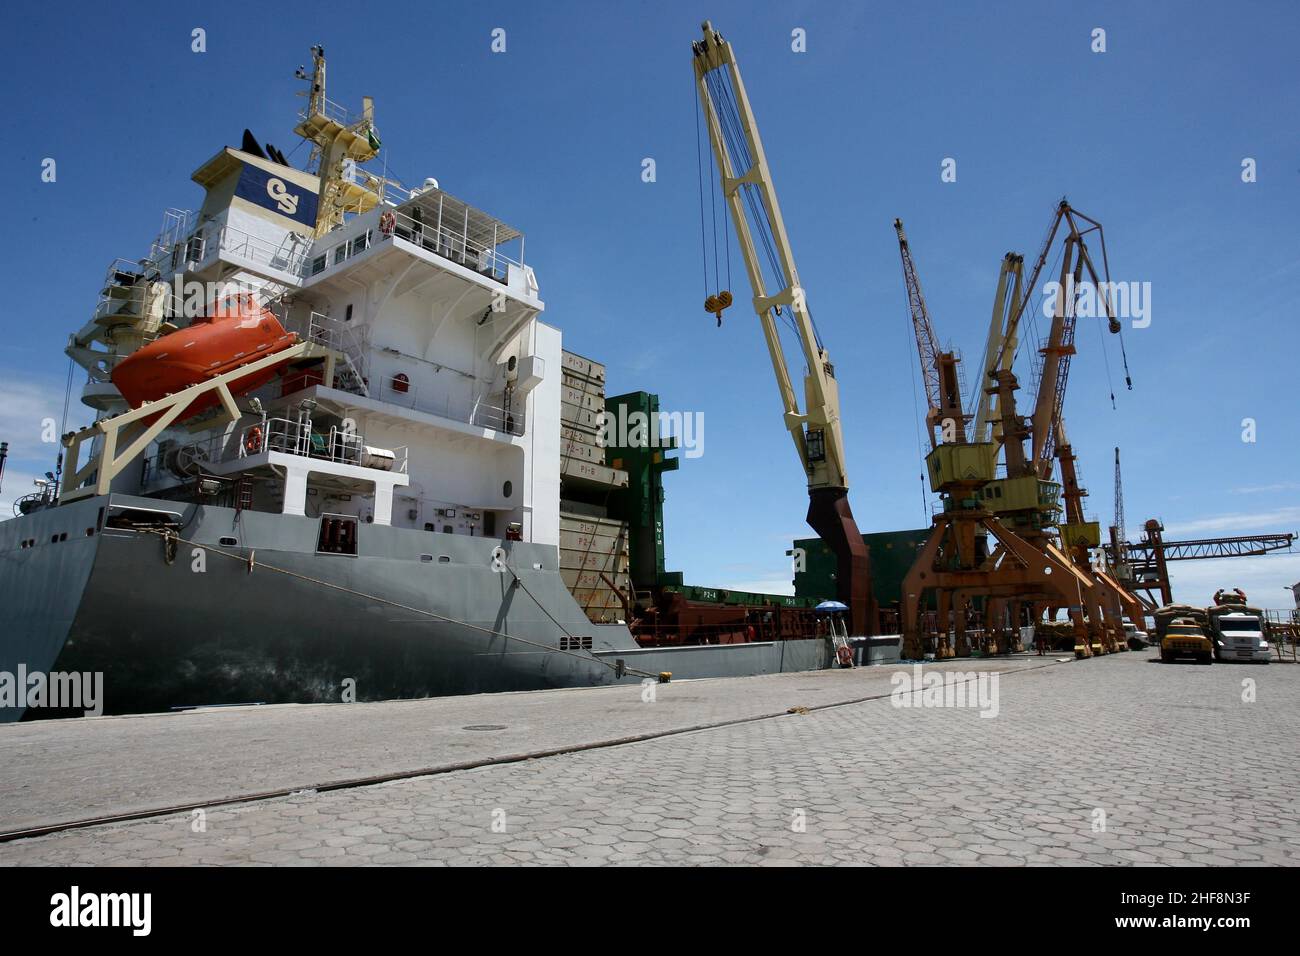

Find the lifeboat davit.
xmin=112 ymin=294 xmax=299 ymax=421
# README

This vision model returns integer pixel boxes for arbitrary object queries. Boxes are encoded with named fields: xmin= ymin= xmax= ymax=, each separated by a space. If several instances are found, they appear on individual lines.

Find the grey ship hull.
xmin=0 ymin=495 xmax=830 ymax=721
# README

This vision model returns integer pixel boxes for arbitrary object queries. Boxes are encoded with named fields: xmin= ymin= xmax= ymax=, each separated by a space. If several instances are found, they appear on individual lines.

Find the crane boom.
xmin=971 ymin=253 xmax=1023 ymax=445
xmin=998 ymin=201 xmax=1120 ymax=478
xmin=1108 ymin=446 xmax=1131 ymax=582
xmin=693 ymin=22 xmax=844 ymax=489
xmin=1113 ymin=447 xmax=1126 ymax=547
xmin=692 ymin=21 xmax=877 ymax=635
xmin=894 ymin=219 xmax=966 ymax=449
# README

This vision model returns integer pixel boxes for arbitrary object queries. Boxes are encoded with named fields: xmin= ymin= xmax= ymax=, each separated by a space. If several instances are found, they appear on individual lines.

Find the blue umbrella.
xmin=814 ymin=600 xmax=848 ymax=612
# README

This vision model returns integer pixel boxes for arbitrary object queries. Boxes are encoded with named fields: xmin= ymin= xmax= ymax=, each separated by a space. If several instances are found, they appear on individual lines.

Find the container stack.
xmin=560 ymin=350 xmax=607 ymax=464
xmin=559 ymin=505 xmax=632 ymax=623
xmin=558 ymin=349 xmax=632 ymax=623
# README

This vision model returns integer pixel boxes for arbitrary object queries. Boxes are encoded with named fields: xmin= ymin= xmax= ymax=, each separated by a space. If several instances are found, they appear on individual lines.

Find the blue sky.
xmin=1 ymin=0 xmax=1297 ymax=607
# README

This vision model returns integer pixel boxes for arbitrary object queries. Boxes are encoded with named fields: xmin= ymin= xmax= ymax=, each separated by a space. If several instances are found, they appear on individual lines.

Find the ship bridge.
xmin=290 ymin=184 xmax=544 ymax=437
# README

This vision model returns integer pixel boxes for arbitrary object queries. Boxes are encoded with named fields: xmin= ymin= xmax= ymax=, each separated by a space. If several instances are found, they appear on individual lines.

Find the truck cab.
xmin=1123 ymin=620 xmax=1149 ymax=649
xmin=1160 ymin=619 xmax=1213 ymax=665
xmin=1210 ymin=611 xmax=1270 ymax=663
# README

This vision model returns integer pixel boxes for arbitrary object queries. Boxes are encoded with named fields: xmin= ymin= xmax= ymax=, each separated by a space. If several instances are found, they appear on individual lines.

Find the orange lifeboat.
xmin=112 ymin=294 xmax=299 ymax=421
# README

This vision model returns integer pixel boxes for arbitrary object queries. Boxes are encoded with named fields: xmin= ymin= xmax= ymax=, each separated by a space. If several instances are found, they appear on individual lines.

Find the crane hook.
xmin=704 ymin=290 xmax=733 ymax=327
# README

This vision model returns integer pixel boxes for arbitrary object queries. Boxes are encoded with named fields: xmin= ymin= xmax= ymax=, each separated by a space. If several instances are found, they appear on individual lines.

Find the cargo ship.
xmin=0 ymin=47 xmax=883 ymax=721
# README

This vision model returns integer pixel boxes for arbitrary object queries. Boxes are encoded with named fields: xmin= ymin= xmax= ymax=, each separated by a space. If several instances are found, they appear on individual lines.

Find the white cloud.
xmin=1165 ymin=555 xmax=1300 ymax=610
xmin=1229 ymin=482 xmax=1300 ymax=496
xmin=0 ymin=373 xmax=69 ymax=461
xmin=0 ymin=371 xmax=80 ymax=522
xmin=1163 ymin=507 xmax=1300 ymax=537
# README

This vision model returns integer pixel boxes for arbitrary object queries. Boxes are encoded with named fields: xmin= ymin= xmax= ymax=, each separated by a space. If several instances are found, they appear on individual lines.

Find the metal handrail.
xmin=378 ymin=376 xmax=523 ymax=436
xmin=385 ymin=207 xmax=518 ymax=283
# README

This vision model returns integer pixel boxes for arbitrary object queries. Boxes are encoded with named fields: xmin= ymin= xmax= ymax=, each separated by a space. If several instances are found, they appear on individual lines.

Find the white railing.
xmin=377 ymin=376 xmax=523 ymax=436
xmin=213 ymin=223 xmax=312 ymax=276
xmin=234 ymin=416 xmax=408 ymax=472
xmin=302 ymin=94 xmax=355 ymax=127
xmin=385 ymin=207 xmax=519 ymax=283
xmin=149 ymin=221 xmax=311 ymax=280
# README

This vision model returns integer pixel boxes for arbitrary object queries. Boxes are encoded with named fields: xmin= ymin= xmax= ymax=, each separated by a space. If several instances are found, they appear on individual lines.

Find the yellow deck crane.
xmin=692 ymin=22 xmax=877 ymax=635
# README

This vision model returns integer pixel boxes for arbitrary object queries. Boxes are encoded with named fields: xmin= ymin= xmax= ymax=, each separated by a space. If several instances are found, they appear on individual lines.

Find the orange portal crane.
xmin=1013 ymin=200 xmax=1140 ymax=652
xmin=896 ymin=221 xmax=1091 ymax=660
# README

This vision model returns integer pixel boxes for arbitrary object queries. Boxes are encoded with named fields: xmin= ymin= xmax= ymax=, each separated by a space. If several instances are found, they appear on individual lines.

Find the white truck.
xmin=1206 ymin=590 xmax=1271 ymax=663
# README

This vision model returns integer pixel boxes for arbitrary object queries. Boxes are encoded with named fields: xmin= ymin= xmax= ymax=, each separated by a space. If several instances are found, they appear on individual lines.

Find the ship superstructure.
xmin=0 ymin=48 xmax=844 ymax=720
xmin=64 ymin=48 xmax=548 ymax=547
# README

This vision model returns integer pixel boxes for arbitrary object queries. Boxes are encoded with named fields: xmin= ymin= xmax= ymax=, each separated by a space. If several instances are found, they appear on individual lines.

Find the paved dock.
xmin=1 ymin=651 xmax=1296 ymax=865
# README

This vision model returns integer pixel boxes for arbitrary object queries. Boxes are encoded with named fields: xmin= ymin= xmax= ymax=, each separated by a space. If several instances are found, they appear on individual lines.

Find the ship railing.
xmin=384 ymin=207 xmax=519 ymax=285
xmin=90 ymin=259 xmax=163 ymax=324
xmin=376 ymin=377 xmax=524 ymax=436
xmin=148 ymin=208 xmax=196 ymax=263
xmin=217 ymin=223 xmax=312 ymax=277
xmin=230 ymin=416 xmax=405 ymax=471
xmin=239 ymin=416 xmax=309 ymax=460
xmin=170 ymin=221 xmax=311 ymax=280
xmin=301 ymin=94 xmax=354 ymax=128
xmin=325 ymin=425 xmax=364 ymax=466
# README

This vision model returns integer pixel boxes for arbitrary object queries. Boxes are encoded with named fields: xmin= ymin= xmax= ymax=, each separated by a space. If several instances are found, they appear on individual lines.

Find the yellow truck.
xmin=1159 ymin=617 xmax=1214 ymax=665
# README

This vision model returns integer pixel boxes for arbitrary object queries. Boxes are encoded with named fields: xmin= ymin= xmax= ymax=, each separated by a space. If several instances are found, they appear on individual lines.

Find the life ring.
xmin=837 ymin=645 xmax=854 ymax=668
xmin=379 ymin=211 xmax=397 ymax=237
xmin=244 ymin=425 xmax=264 ymax=455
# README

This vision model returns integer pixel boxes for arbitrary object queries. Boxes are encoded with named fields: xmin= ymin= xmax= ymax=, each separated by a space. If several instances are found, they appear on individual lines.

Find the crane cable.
xmin=706 ymin=67 xmax=822 ymax=348
xmin=54 ymin=354 xmax=75 ymax=495
xmin=142 ymin=529 xmax=663 ymax=681
xmin=903 ymin=293 xmax=929 ymax=520
xmin=694 ymin=81 xmax=709 ymax=301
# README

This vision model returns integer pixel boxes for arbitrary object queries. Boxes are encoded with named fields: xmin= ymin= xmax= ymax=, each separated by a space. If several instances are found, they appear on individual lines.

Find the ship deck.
xmin=1 ymin=651 xmax=1296 ymax=865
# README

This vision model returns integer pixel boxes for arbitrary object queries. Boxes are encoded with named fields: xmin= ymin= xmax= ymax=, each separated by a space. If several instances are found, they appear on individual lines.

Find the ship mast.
xmin=293 ymin=46 xmax=384 ymax=237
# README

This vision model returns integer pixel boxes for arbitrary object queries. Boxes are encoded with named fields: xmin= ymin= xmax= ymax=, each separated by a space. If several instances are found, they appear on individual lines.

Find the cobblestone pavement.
xmin=2 ymin=651 xmax=1297 ymax=865
xmin=0 ymin=655 xmax=1033 ymax=832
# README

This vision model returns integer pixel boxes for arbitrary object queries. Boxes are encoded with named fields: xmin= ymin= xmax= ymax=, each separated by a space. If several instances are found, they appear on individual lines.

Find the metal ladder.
xmin=235 ymin=476 xmax=254 ymax=514
xmin=831 ymin=618 xmax=854 ymax=667
xmin=307 ymin=312 xmax=369 ymax=397
xmin=333 ymin=349 xmax=368 ymax=396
